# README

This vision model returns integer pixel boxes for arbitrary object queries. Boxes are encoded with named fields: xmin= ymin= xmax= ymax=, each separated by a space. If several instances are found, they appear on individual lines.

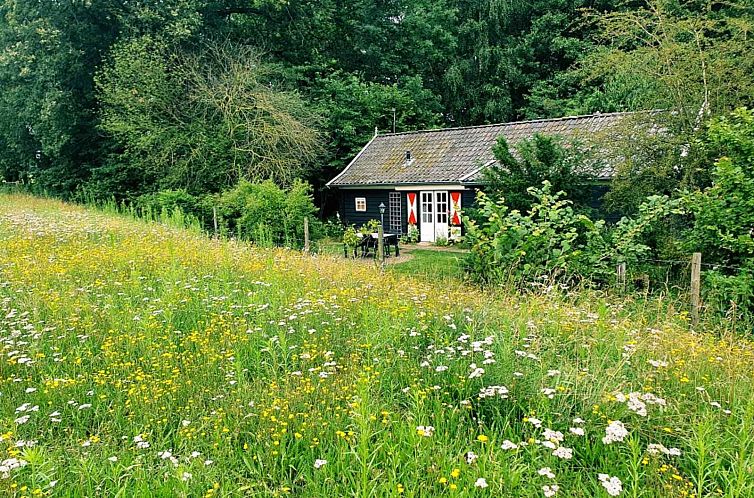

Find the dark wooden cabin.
xmin=327 ymin=112 xmax=628 ymax=242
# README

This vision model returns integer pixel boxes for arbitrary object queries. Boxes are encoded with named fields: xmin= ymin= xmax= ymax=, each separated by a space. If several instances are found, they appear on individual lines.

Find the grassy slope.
xmin=0 ymin=194 xmax=753 ymax=497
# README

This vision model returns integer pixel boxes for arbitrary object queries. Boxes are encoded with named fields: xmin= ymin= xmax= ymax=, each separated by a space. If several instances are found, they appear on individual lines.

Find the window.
xmin=435 ymin=191 xmax=448 ymax=224
xmin=355 ymin=197 xmax=366 ymax=212
xmin=389 ymin=192 xmax=402 ymax=234
xmin=421 ymin=192 xmax=433 ymax=223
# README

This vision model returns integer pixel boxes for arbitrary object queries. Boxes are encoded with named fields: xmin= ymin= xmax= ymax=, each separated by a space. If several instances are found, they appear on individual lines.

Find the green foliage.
xmin=135 ymin=189 xmax=207 ymax=221
xmin=400 ymin=224 xmax=420 ymax=244
xmin=578 ymin=0 xmax=754 ymax=130
xmin=215 ymin=179 xmax=319 ymax=248
xmin=464 ymin=182 xmax=610 ymax=287
xmin=683 ymin=108 xmax=754 ymax=315
xmin=484 ymin=133 xmax=596 ymax=213
xmin=96 ymin=38 xmax=321 ymax=194
xmin=610 ymin=195 xmax=687 ymax=266
xmin=342 ymin=226 xmax=360 ymax=248
xmin=685 ymin=109 xmax=754 ymax=266
xmin=358 ymin=220 xmax=381 ymax=236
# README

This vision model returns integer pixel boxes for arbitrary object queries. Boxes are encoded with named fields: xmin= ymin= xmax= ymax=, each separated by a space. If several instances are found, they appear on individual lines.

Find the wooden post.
xmin=212 ymin=207 xmax=219 ymax=239
xmin=303 ymin=217 xmax=310 ymax=253
xmin=377 ymin=225 xmax=384 ymax=268
xmin=616 ymin=262 xmax=626 ymax=290
xmin=691 ymin=252 xmax=702 ymax=327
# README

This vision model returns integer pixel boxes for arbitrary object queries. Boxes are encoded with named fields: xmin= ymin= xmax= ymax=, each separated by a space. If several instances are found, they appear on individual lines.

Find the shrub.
xmin=483 ymin=133 xmax=596 ymax=213
xmin=464 ymin=182 xmax=611 ymax=288
xmin=215 ymin=179 xmax=319 ymax=248
xmin=135 ymin=189 xmax=206 ymax=220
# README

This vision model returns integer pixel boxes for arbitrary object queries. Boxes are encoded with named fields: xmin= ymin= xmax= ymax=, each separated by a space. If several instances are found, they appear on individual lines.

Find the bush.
xmin=484 ymin=134 xmax=596 ymax=213
xmin=215 ymin=179 xmax=319 ymax=248
xmin=135 ymin=189 xmax=207 ymax=221
xmin=464 ymin=182 xmax=611 ymax=288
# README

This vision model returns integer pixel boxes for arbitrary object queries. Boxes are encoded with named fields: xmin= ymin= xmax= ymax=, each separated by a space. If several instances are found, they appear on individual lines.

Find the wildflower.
xmin=552 ymin=446 xmax=573 ymax=459
xmin=598 ymin=474 xmax=623 ymax=496
xmin=416 ymin=425 xmax=435 ymax=437
xmin=573 ymin=417 xmax=585 ymax=424
xmin=538 ymin=467 xmax=555 ymax=479
xmin=543 ymin=484 xmax=559 ymax=497
xmin=569 ymin=427 xmax=585 ymax=436
xmin=478 ymin=385 xmax=509 ymax=399
xmin=0 ymin=458 xmax=27 ymax=479
xmin=181 ymin=472 xmax=192 ymax=482
xmin=451 ymin=468 xmax=461 ymax=478
xmin=647 ymin=444 xmax=681 ymax=457
xmin=501 ymin=440 xmax=518 ymax=450
xmin=541 ymin=388 xmax=556 ymax=399
xmin=314 ymin=459 xmax=327 ymax=469
xmin=465 ymin=451 xmax=478 ymax=464
xmin=14 ymin=415 xmax=30 ymax=425
xmin=469 ymin=364 xmax=485 ymax=379
xmin=542 ymin=429 xmax=564 ymax=443
xmin=477 ymin=434 xmax=489 ymax=443
xmin=602 ymin=421 xmax=628 ymax=444
xmin=108 ymin=456 xmax=118 ymax=462
xmin=474 ymin=477 xmax=488 ymax=488
xmin=527 ymin=417 xmax=542 ymax=428
xmin=547 ymin=370 xmax=560 ymax=377
xmin=435 ymin=365 xmax=449 ymax=372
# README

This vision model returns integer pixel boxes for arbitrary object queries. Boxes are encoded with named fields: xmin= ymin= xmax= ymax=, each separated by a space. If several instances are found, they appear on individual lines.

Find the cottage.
xmin=326 ymin=112 xmax=629 ymax=242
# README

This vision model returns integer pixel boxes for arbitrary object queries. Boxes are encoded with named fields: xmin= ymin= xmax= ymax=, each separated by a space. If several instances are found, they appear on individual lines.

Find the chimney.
xmin=405 ymin=150 xmax=411 ymax=162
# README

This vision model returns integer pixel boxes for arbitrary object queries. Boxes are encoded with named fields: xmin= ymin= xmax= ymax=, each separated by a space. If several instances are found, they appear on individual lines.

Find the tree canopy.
xmin=0 ymin=0 xmax=753 ymax=204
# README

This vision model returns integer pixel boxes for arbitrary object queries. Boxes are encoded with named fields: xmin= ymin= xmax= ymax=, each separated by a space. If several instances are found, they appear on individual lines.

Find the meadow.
xmin=1 ymin=194 xmax=753 ymax=497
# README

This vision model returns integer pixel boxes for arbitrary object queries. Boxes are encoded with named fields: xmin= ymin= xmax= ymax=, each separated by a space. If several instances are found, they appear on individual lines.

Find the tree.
xmin=483 ymin=134 xmax=596 ymax=213
xmin=578 ymin=0 xmax=754 ymax=131
xmin=95 ymin=38 xmax=321 ymax=196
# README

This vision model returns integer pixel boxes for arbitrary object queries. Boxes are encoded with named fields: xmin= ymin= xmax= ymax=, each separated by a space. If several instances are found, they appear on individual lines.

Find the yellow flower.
xmin=477 ymin=434 xmax=489 ymax=443
xmin=451 ymin=468 xmax=460 ymax=478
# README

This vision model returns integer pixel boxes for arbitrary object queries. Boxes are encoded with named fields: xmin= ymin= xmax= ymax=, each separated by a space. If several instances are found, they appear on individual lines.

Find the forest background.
xmin=2 ymin=0 xmax=752 ymax=214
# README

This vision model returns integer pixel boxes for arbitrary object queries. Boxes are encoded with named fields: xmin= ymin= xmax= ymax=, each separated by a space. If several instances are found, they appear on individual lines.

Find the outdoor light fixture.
xmin=379 ymin=202 xmax=386 ymax=229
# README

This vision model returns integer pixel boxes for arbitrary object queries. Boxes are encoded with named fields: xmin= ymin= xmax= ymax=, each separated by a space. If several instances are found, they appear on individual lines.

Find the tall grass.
xmin=0 ymin=194 xmax=752 ymax=497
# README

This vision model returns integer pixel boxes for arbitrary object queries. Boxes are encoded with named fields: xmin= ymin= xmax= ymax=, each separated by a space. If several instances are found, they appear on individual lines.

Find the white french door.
xmin=419 ymin=191 xmax=449 ymax=242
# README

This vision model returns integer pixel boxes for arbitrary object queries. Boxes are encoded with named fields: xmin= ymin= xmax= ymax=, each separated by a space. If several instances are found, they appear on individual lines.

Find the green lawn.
xmin=390 ymin=248 xmax=467 ymax=280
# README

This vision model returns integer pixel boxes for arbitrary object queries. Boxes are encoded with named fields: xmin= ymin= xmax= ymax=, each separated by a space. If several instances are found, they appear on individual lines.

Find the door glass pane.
xmin=421 ymin=192 xmax=433 ymax=223
xmin=436 ymin=192 xmax=448 ymax=224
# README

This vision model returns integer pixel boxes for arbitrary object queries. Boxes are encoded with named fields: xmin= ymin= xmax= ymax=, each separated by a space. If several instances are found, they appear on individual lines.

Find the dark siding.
xmin=340 ymin=189 xmax=393 ymax=229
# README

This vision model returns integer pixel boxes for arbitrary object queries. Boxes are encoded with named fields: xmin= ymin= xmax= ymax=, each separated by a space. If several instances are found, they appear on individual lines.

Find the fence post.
xmin=691 ymin=252 xmax=702 ymax=327
xmin=377 ymin=225 xmax=384 ymax=268
xmin=616 ymin=262 xmax=626 ymax=291
xmin=303 ymin=217 xmax=310 ymax=253
xmin=212 ymin=207 xmax=218 ymax=239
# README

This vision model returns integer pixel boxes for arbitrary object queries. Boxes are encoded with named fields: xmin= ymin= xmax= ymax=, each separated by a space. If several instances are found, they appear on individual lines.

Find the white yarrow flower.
xmin=598 ymin=474 xmax=623 ymax=496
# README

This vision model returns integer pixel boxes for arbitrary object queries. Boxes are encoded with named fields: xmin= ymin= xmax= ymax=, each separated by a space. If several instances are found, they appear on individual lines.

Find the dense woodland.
xmin=1 ymin=0 xmax=752 ymax=207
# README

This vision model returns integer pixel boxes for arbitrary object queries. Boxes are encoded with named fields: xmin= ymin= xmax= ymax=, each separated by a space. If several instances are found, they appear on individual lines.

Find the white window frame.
xmin=355 ymin=197 xmax=367 ymax=212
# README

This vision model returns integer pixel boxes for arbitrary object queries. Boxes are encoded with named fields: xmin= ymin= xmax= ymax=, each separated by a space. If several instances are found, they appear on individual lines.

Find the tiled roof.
xmin=327 ymin=111 xmax=634 ymax=187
